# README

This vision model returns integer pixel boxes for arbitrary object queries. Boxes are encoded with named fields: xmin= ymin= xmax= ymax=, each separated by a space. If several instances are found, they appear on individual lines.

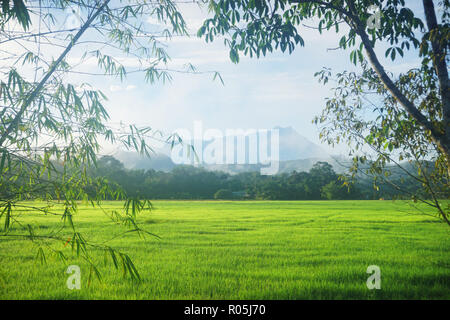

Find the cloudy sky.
xmin=95 ymin=2 xmax=425 ymax=156
xmin=98 ymin=2 xmax=359 ymax=155
xmin=3 ymin=1 xmax=425 ymax=156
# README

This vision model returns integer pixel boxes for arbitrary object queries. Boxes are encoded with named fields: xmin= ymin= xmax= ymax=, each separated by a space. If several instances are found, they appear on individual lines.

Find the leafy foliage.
xmin=0 ymin=0 xmax=203 ymax=281
xmin=197 ymin=0 xmax=450 ymax=224
xmin=314 ymin=61 xmax=448 ymax=215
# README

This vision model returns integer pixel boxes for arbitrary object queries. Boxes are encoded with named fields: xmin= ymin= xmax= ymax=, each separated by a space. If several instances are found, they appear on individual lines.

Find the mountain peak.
xmin=275 ymin=126 xmax=327 ymax=161
xmin=274 ymin=125 xmax=295 ymax=133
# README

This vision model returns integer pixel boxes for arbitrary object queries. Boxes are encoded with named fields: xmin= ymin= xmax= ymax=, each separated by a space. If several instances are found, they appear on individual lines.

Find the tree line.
xmin=85 ymin=156 xmax=426 ymax=201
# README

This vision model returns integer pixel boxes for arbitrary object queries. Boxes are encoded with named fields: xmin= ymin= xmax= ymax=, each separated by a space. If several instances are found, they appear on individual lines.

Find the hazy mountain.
xmin=113 ymin=151 xmax=175 ymax=172
xmin=276 ymin=126 xmax=328 ymax=161
xmin=202 ymin=156 xmax=350 ymax=175
xmin=114 ymin=126 xmax=334 ymax=173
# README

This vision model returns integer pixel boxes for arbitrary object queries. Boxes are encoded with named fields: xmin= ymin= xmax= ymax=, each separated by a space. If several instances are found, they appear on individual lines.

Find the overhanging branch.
xmin=0 ymin=0 xmax=111 ymax=147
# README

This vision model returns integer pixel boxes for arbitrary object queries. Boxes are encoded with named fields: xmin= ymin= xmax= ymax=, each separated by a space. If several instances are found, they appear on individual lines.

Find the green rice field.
xmin=0 ymin=200 xmax=449 ymax=299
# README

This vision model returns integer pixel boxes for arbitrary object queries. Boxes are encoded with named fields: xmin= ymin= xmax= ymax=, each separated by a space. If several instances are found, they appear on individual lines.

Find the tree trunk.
xmin=422 ymin=0 xmax=450 ymax=177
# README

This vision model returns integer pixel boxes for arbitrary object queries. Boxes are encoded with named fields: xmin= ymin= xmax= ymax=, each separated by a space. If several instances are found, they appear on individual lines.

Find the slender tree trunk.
xmin=344 ymin=0 xmax=450 ymax=177
xmin=342 ymin=0 xmax=449 ymax=223
xmin=422 ymin=0 xmax=450 ymax=176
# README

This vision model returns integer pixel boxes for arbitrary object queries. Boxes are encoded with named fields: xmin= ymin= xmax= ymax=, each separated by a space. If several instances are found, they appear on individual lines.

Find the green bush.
xmin=214 ymin=189 xmax=234 ymax=200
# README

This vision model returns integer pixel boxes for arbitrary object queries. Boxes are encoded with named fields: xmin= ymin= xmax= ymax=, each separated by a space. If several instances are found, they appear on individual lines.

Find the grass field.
xmin=0 ymin=200 xmax=449 ymax=299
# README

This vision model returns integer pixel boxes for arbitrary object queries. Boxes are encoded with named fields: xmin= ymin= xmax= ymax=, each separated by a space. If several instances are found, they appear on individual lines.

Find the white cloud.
xmin=109 ymin=84 xmax=137 ymax=92
xmin=109 ymin=85 xmax=123 ymax=92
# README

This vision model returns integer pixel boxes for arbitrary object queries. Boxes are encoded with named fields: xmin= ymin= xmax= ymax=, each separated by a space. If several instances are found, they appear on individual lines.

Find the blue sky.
xmin=91 ymin=1 xmax=424 ymax=156
xmin=101 ymin=2 xmax=358 ymax=153
xmin=4 ymin=1 xmax=424 ymax=156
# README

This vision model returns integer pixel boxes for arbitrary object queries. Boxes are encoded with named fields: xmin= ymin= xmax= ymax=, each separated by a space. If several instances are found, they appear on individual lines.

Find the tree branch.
xmin=0 ymin=0 xmax=111 ymax=147
xmin=343 ymin=0 xmax=448 ymax=157
xmin=422 ymin=0 xmax=450 ymax=159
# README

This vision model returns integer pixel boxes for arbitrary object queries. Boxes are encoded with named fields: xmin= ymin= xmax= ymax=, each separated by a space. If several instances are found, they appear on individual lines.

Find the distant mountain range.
xmin=114 ymin=151 xmax=176 ymax=172
xmin=275 ymin=126 xmax=327 ymax=161
xmin=113 ymin=126 xmax=347 ymax=174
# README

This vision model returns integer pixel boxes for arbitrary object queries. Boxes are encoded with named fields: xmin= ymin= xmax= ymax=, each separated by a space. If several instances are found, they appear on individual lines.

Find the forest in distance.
xmin=76 ymin=155 xmax=435 ymax=201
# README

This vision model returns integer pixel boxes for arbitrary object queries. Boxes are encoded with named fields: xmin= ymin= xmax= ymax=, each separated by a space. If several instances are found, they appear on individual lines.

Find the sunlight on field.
xmin=0 ymin=200 xmax=449 ymax=299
